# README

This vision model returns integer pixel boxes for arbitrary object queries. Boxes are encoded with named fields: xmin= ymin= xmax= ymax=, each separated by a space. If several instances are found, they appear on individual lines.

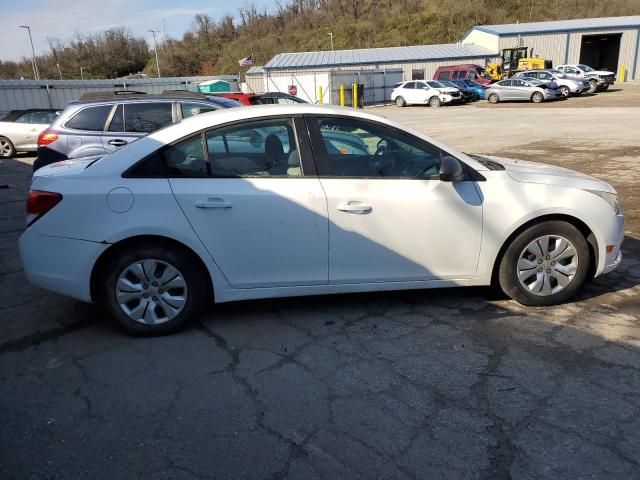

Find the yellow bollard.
xmin=619 ymin=64 xmax=625 ymax=82
xmin=352 ymin=83 xmax=358 ymax=108
xmin=317 ymin=86 xmax=323 ymax=104
xmin=339 ymin=84 xmax=345 ymax=106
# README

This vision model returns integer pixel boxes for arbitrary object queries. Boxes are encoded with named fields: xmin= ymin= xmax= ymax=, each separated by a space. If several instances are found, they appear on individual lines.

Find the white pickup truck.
xmin=556 ymin=64 xmax=615 ymax=93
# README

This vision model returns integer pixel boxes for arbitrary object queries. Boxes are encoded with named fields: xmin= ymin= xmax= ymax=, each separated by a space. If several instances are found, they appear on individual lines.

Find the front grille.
xmin=450 ymin=91 xmax=461 ymax=97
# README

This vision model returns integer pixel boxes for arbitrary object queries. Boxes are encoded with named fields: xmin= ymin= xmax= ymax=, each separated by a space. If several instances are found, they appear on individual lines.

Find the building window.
xmin=411 ymin=69 xmax=425 ymax=80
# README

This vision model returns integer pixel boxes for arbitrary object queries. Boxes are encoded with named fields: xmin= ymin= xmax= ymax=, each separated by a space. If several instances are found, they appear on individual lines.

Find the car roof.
xmin=73 ymin=90 xmax=239 ymax=106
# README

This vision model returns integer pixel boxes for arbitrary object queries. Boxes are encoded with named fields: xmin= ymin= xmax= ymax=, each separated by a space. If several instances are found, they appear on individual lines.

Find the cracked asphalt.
xmin=2 ymin=90 xmax=640 ymax=479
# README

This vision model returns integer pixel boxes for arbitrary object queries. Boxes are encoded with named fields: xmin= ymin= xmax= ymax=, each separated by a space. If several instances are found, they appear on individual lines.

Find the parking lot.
xmin=1 ymin=86 xmax=640 ymax=479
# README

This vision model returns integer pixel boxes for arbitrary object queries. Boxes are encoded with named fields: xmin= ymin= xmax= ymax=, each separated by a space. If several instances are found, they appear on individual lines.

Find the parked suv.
xmin=34 ymin=91 xmax=241 ymax=171
xmin=514 ymin=69 xmax=590 ymax=97
xmin=556 ymin=64 xmax=615 ymax=92
xmin=433 ymin=64 xmax=494 ymax=86
xmin=391 ymin=80 xmax=462 ymax=107
xmin=0 ymin=109 xmax=59 ymax=158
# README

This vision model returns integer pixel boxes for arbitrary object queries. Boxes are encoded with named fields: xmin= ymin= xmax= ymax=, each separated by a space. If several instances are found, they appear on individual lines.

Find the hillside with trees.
xmin=1 ymin=0 xmax=639 ymax=79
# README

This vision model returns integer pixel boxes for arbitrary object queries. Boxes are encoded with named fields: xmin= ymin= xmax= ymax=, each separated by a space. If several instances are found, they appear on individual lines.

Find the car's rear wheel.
xmin=429 ymin=96 xmax=442 ymax=107
xmin=588 ymin=79 xmax=598 ymax=94
xmin=395 ymin=96 xmax=406 ymax=107
xmin=100 ymin=245 xmax=207 ymax=335
xmin=531 ymin=91 xmax=544 ymax=103
xmin=498 ymin=221 xmax=590 ymax=306
xmin=559 ymin=86 xmax=570 ymax=97
xmin=0 ymin=137 xmax=16 ymax=158
xmin=488 ymin=93 xmax=499 ymax=104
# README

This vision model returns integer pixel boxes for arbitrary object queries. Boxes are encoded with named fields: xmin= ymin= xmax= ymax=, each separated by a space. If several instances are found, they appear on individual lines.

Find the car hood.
xmin=438 ymin=87 xmax=459 ymax=94
xmin=589 ymin=70 xmax=614 ymax=76
xmin=483 ymin=155 xmax=616 ymax=193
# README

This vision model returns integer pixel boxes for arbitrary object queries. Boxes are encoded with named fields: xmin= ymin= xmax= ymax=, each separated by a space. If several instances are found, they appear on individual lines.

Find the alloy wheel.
xmin=0 ymin=140 xmax=13 ymax=157
xmin=517 ymin=235 xmax=579 ymax=296
xmin=115 ymin=259 xmax=188 ymax=325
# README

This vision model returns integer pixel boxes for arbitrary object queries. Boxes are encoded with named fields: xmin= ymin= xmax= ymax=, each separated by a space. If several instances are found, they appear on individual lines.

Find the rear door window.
xmin=66 ymin=105 xmax=113 ymax=131
xmin=124 ymin=103 xmax=173 ymax=133
xmin=437 ymin=71 xmax=450 ymax=81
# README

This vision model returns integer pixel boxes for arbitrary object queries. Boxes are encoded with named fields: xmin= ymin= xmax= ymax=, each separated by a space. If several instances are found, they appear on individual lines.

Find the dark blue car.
xmin=452 ymin=79 xmax=486 ymax=100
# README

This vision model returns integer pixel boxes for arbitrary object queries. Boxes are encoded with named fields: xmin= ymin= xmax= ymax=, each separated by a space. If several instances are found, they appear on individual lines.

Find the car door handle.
xmin=108 ymin=139 xmax=128 ymax=147
xmin=337 ymin=202 xmax=372 ymax=214
xmin=195 ymin=198 xmax=232 ymax=209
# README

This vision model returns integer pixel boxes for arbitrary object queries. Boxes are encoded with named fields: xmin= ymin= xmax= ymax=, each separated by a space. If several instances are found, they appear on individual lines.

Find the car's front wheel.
xmin=100 ymin=244 xmax=208 ymax=335
xmin=0 ymin=136 xmax=16 ymax=158
xmin=498 ymin=221 xmax=590 ymax=306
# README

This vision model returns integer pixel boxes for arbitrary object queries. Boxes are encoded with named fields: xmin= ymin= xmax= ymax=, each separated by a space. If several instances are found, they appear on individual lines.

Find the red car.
xmin=215 ymin=93 xmax=258 ymax=106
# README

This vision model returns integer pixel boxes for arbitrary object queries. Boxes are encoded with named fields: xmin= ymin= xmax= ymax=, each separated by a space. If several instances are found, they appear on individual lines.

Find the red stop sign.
xmin=288 ymin=85 xmax=297 ymax=96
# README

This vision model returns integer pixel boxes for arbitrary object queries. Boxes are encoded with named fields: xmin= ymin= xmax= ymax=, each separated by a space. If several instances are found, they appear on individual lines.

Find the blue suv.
xmin=34 ymin=91 xmax=241 ymax=171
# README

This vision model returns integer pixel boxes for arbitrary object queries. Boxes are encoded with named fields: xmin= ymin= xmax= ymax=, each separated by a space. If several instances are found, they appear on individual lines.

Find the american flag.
xmin=238 ymin=54 xmax=254 ymax=67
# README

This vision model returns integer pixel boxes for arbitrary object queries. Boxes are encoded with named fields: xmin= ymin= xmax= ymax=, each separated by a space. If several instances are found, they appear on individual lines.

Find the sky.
xmin=0 ymin=0 xmax=277 ymax=61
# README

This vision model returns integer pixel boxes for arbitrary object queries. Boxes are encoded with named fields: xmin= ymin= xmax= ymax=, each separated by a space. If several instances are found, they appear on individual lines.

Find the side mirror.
xmin=439 ymin=156 xmax=465 ymax=182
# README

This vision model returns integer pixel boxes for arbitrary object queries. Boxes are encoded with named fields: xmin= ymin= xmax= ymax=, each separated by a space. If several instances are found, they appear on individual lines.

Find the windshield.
xmin=427 ymin=81 xmax=445 ymax=88
xmin=441 ymin=81 xmax=458 ymax=89
xmin=477 ymin=68 xmax=492 ymax=79
xmin=577 ymin=64 xmax=594 ymax=72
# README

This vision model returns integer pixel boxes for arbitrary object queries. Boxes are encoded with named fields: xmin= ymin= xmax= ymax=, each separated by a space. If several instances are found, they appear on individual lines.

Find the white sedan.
xmin=0 ymin=109 xmax=58 ymax=157
xmin=19 ymin=105 xmax=624 ymax=335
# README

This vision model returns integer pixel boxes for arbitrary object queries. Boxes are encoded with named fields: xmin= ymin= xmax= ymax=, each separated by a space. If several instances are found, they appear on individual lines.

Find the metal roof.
xmin=264 ymin=43 xmax=497 ymax=70
xmin=469 ymin=15 xmax=640 ymax=36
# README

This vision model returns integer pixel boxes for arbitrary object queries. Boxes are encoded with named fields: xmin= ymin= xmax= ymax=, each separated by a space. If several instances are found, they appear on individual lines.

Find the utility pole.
xmin=148 ymin=29 xmax=161 ymax=78
xmin=328 ymin=32 xmax=334 ymax=51
xmin=20 ymin=25 xmax=40 ymax=80
xmin=80 ymin=66 xmax=87 ymax=80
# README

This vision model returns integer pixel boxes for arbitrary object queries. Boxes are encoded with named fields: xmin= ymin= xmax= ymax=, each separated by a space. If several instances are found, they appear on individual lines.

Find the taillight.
xmin=37 ymin=131 xmax=58 ymax=147
xmin=26 ymin=190 xmax=62 ymax=226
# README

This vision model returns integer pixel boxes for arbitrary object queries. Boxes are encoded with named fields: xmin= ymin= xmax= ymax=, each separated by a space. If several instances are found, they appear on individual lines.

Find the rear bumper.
xmin=19 ymin=229 xmax=108 ymax=302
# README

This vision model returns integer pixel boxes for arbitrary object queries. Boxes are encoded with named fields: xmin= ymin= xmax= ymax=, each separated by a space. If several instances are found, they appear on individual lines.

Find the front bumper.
xmin=602 ymin=250 xmax=622 ymax=275
xmin=19 ymin=229 xmax=109 ymax=302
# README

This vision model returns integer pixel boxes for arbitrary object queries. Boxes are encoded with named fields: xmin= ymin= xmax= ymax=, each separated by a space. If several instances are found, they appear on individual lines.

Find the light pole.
xmin=148 ymin=29 xmax=161 ymax=78
xmin=127 ymin=60 xmax=135 ymax=75
xmin=80 ymin=66 xmax=87 ymax=80
xmin=20 ymin=25 xmax=40 ymax=80
xmin=328 ymin=32 xmax=334 ymax=51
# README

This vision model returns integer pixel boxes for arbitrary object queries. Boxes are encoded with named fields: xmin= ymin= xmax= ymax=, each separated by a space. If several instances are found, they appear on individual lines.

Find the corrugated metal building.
xmin=254 ymin=43 xmax=498 ymax=104
xmin=462 ymin=16 xmax=640 ymax=81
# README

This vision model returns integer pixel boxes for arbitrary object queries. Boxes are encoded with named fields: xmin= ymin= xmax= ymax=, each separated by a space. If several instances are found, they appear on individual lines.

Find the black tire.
xmin=100 ymin=244 xmax=208 ymax=335
xmin=559 ymin=86 xmax=570 ymax=97
xmin=429 ymin=96 xmax=442 ymax=107
xmin=588 ymin=79 xmax=598 ymax=94
xmin=601 ymin=84 xmax=610 ymax=91
xmin=488 ymin=93 xmax=499 ymax=104
xmin=471 ymin=92 xmax=479 ymax=101
xmin=498 ymin=221 xmax=590 ymax=306
xmin=395 ymin=96 xmax=406 ymax=107
xmin=531 ymin=91 xmax=544 ymax=103
xmin=0 ymin=136 xmax=16 ymax=158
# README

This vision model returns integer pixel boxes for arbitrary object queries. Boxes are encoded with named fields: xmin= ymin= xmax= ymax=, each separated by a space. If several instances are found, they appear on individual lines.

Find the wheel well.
xmin=490 ymin=214 xmax=598 ymax=286
xmin=90 ymin=235 xmax=214 ymax=303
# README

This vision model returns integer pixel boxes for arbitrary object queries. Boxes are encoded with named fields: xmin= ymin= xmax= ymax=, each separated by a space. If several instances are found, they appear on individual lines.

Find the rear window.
xmin=124 ymin=103 xmax=173 ymax=133
xmin=66 ymin=105 xmax=112 ymax=131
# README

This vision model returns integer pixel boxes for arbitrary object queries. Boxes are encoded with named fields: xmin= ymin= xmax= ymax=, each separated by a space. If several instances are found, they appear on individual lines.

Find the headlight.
xmin=586 ymin=190 xmax=623 ymax=215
